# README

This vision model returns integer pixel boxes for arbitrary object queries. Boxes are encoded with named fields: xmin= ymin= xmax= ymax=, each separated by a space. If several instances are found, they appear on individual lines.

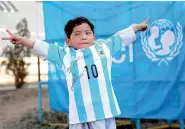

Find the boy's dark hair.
xmin=64 ymin=16 xmax=94 ymax=39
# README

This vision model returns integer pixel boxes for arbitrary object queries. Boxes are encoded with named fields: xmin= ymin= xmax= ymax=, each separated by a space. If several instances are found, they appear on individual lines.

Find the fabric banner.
xmin=43 ymin=1 xmax=185 ymax=119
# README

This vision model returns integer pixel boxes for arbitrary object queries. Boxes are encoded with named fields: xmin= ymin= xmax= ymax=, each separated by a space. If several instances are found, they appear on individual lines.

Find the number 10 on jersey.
xmin=84 ymin=64 xmax=98 ymax=79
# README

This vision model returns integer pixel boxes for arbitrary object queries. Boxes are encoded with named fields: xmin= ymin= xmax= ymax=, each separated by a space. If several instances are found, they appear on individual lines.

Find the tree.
xmin=2 ymin=18 xmax=32 ymax=89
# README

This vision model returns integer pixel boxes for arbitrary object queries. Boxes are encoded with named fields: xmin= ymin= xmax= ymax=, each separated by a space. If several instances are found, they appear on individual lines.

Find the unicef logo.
xmin=141 ymin=19 xmax=183 ymax=65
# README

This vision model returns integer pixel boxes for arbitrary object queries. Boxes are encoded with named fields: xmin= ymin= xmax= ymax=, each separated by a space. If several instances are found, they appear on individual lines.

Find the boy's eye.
xmin=86 ymin=32 xmax=92 ymax=35
xmin=74 ymin=33 xmax=80 ymax=36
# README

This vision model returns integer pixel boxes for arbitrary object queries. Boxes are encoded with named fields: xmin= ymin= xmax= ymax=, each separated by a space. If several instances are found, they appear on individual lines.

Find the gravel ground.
xmin=0 ymin=87 xmax=183 ymax=129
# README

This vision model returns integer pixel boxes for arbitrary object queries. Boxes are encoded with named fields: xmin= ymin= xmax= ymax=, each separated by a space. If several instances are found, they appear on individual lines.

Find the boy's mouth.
xmin=80 ymin=42 xmax=90 ymax=45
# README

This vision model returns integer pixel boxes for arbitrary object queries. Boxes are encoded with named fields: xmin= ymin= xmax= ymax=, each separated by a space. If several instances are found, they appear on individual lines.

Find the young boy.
xmin=2 ymin=17 xmax=148 ymax=129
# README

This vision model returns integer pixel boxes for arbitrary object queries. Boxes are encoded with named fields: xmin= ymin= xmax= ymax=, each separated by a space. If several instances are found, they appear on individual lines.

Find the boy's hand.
xmin=2 ymin=29 xmax=23 ymax=44
xmin=2 ymin=29 xmax=35 ymax=48
xmin=132 ymin=18 xmax=149 ymax=32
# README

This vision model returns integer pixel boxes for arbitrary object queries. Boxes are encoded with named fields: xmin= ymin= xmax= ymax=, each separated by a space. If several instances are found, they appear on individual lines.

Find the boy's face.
xmin=66 ymin=23 xmax=96 ymax=49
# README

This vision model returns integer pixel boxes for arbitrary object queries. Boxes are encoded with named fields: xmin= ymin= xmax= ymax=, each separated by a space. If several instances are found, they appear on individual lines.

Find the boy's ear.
xmin=65 ymin=37 xmax=71 ymax=46
xmin=93 ymin=34 xmax=96 ymax=40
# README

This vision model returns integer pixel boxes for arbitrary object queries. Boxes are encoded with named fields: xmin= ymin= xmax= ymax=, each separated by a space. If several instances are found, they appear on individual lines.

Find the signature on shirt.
xmin=66 ymin=55 xmax=108 ymax=91
xmin=66 ymin=57 xmax=86 ymax=91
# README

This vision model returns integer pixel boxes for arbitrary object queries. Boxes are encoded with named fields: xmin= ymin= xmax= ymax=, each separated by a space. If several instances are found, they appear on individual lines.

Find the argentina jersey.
xmin=33 ymin=26 xmax=136 ymax=124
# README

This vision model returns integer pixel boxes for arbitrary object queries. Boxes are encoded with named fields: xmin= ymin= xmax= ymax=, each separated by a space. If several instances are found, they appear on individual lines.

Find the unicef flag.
xmin=112 ymin=18 xmax=185 ymax=119
xmin=43 ymin=2 xmax=185 ymax=119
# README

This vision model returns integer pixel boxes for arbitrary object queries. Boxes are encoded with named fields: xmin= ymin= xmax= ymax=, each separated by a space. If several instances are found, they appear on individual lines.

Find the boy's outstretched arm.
xmin=116 ymin=18 xmax=149 ymax=46
xmin=105 ymin=18 xmax=149 ymax=56
xmin=2 ymin=29 xmax=49 ymax=61
xmin=2 ymin=29 xmax=36 ymax=48
xmin=1 ymin=29 xmax=62 ymax=66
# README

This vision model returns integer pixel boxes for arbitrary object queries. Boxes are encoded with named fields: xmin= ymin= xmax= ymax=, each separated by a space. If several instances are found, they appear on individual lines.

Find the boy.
xmin=2 ymin=17 xmax=148 ymax=129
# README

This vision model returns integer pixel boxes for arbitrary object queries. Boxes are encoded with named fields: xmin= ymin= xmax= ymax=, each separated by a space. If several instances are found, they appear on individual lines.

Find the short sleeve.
xmin=33 ymin=39 xmax=65 ymax=67
xmin=105 ymin=26 xmax=136 ymax=56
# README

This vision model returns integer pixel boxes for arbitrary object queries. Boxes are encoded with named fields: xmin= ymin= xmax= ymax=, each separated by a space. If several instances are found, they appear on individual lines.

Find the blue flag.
xmin=43 ymin=1 xmax=185 ymax=119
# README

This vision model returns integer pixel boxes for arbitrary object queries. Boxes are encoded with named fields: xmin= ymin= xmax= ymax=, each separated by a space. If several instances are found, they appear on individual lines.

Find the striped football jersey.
xmin=33 ymin=26 xmax=136 ymax=124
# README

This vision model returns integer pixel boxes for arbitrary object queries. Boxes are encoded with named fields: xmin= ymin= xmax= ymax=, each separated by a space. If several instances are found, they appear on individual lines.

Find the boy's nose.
xmin=82 ymin=35 xmax=87 ymax=40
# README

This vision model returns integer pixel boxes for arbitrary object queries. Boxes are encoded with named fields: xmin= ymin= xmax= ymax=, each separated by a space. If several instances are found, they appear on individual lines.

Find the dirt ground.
xmin=0 ymin=86 xmax=183 ymax=129
xmin=0 ymin=87 xmax=51 ymax=129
